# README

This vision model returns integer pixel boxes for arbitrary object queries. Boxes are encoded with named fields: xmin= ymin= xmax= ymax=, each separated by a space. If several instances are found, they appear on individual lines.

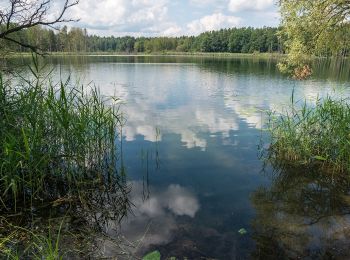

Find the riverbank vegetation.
xmin=0 ymin=56 xmax=127 ymax=212
xmin=0 ymin=1 xmax=132 ymax=258
xmin=266 ymin=95 xmax=350 ymax=173
xmin=265 ymin=0 xmax=350 ymax=171
xmin=0 ymin=56 xmax=131 ymax=258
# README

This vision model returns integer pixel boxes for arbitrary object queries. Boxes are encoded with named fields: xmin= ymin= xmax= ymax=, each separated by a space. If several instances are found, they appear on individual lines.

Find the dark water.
xmin=5 ymin=55 xmax=350 ymax=259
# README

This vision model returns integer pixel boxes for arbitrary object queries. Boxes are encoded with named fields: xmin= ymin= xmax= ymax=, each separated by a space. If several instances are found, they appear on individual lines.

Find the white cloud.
xmin=162 ymin=25 xmax=183 ymax=36
xmin=68 ymin=0 xmax=171 ymax=35
xmin=228 ymin=0 xmax=274 ymax=13
xmin=190 ymin=0 xmax=227 ymax=7
xmin=51 ymin=0 xmax=279 ymax=36
xmin=190 ymin=0 xmax=216 ymax=5
xmin=187 ymin=13 xmax=241 ymax=35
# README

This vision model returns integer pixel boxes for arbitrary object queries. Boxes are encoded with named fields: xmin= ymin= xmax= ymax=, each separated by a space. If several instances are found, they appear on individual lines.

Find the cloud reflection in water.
xmin=102 ymin=181 xmax=200 ymax=257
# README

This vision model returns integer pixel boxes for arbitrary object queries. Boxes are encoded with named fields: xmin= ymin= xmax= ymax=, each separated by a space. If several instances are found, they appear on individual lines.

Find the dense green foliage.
xmin=0 ymin=57 xmax=125 ymax=212
xmin=278 ymin=0 xmax=350 ymax=77
xmin=2 ymin=25 xmax=282 ymax=54
xmin=267 ymin=95 xmax=350 ymax=173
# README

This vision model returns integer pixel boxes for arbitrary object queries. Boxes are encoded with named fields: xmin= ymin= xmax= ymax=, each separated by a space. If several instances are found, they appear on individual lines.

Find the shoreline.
xmin=4 ymin=51 xmax=285 ymax=59
xmin=5 ymin=52 xmax=347 ymax=61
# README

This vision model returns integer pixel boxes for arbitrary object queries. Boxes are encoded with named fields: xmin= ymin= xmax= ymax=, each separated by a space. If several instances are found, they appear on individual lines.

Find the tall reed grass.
xmin=266 ymin=94 xmax=350 ymax=173
xmin=0 ymin=56 xmax=124 ymax=213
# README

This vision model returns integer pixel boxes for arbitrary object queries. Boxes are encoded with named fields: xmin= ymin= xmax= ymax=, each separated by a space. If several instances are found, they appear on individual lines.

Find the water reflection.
xmin=252 ymin=163 xmax=350 ymax=258
xmin=116 ymin=67 xmax=343 ymax=152
xmin=4 ymin=56 xmax=350 ymax=152
xmin=100 ymin=181 xmax=200 ymax=258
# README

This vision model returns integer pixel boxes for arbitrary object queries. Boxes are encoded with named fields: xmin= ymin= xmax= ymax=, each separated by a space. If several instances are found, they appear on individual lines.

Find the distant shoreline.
xmin=6 ymin=52 xmax=345 ymax=61
xmin=5 ymin=51 xmax=285 ymax=59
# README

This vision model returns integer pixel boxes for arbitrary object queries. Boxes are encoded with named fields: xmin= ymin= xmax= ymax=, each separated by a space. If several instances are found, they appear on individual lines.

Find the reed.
xmin=0 ymin=56 xmax=124 ymax=213
xmin=266 ymin=93 xmax=350 ymax=173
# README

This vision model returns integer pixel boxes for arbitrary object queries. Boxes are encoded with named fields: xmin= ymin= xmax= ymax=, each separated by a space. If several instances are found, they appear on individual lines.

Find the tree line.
xmin=2 ymin=25 xmax=284 ymax=54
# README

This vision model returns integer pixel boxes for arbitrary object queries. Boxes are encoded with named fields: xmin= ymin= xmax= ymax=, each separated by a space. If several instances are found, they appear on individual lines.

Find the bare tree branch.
xmin=0 ymin=0 xmax=79 ymax=53
xmin=3 ymin=35 xmax=37 ymax=52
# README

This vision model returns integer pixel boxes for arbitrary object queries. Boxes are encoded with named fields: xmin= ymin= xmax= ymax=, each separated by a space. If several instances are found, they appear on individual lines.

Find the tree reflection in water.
xmin=251 ymin=162 xmax=350 ymax=259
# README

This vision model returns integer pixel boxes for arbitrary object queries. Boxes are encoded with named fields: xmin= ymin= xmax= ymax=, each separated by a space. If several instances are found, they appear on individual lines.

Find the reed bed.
xmin=266 ymin=94 xmax=350 ymax=173
xmin=0 ymin=57 xmax=125 ymax=213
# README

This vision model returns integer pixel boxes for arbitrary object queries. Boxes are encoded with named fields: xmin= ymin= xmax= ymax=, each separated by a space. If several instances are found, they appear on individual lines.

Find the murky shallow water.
xmin=5 ymin=55 xmax=350 ymax=259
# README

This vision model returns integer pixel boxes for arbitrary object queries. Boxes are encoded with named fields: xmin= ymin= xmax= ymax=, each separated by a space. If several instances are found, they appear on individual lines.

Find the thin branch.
xmin=2 ymin=35 xmax=38 ymax=53
xmin=0 ymin=0 xmax=79 ymax=53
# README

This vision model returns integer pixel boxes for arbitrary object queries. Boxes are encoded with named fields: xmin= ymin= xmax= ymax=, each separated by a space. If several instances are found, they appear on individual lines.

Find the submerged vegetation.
xmin=252 ymin=162 xmax=350 ymax=259
xmin=266 ymin=94 xmax=350 ymax=173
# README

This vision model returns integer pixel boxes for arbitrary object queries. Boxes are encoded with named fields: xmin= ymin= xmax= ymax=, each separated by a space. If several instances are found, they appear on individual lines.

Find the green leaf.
xmin=142 ymin=250 xmax=161 ymax=260
xmin=238 ymin=228 xmax=247 ymax=235
xmin=313 ymin=155 xmax=327 ymax=161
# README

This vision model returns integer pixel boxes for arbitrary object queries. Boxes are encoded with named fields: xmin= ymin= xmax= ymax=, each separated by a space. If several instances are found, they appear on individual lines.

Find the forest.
xmin=2 ymin=25 xmax=282 ymax=54
xmin=3 ymin=23 xmax=350 ymax=57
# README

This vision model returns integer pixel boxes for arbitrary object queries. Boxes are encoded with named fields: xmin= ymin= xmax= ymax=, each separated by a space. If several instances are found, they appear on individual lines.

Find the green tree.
xmin=3 ymin=25 xmax=284 ymax=56
xmin=134 ymin=37 xmax=146 ymax=52
xmin=58 ymin=26 xmax=68 ymax=52
xmin=278 ymin=0 xmax=350 ymax=78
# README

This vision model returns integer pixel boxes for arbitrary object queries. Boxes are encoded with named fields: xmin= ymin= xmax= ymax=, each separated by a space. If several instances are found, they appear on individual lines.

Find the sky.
xmin=61 ymin=0 xmax=280 ymax=37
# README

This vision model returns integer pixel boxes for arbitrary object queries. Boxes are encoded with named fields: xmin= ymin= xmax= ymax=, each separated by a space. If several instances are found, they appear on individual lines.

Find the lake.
xmin=5 ymin=55 xmax=350 ymax=259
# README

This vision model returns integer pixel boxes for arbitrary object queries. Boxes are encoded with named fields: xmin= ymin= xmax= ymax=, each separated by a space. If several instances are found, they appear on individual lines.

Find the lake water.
xmin=5 ymin=55 xmax=350 ymax=259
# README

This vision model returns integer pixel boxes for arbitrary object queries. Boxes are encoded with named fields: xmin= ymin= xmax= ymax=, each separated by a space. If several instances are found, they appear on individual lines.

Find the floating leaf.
xmin=142 ymin=250 xmax=161 ymax=260
xmin=238 ymin=228 xmax=247 ymax=235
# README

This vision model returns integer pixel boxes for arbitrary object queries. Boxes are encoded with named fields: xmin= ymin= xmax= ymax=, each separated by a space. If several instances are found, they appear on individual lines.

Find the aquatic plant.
xmin=0 ymin=56 xmax=125 ymax=213
xmin=142 ymin=250 xmax=161 ymax=260
xmin=266 ymin=94 xmax=350 ymax=173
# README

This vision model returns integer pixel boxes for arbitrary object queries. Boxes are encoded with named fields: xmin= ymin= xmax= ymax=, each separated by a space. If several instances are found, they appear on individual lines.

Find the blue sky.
xmin=63 ymin=0 xmax=279 ymax=36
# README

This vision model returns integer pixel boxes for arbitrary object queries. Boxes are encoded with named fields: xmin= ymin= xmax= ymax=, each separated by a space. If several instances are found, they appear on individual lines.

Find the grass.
xmin=0 ymin=216 xmax=64 ymax=259
xmin=266 ymin=93 xmax=350 ymax=173
xmin=0 ymin=55 xmax=125 ymax=213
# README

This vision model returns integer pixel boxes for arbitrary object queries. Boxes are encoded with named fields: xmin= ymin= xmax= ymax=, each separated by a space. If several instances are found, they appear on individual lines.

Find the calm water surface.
xmin=6 ymin=56 xmax=350 ymax=259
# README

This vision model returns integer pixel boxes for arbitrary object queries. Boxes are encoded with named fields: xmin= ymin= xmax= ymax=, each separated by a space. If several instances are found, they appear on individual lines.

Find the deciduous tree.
xmin=278 ymin=0 xmax=350 ymax=78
